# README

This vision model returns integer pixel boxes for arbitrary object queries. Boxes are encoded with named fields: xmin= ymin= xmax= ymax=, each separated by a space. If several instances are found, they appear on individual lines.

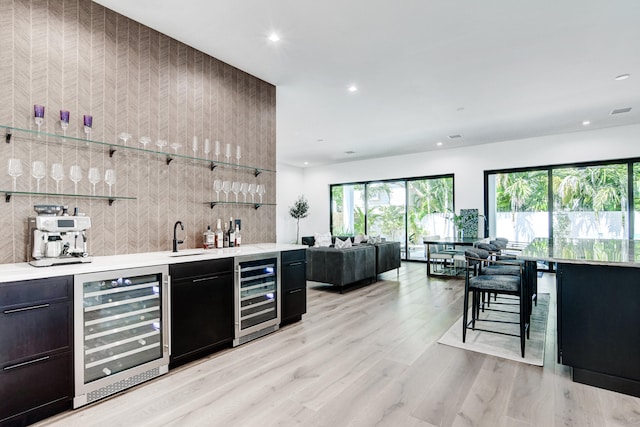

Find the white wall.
xmin=276 ymin=163 xmax=306 ymax=243
xmin=276 ymin=124 xmax=640 ymax=240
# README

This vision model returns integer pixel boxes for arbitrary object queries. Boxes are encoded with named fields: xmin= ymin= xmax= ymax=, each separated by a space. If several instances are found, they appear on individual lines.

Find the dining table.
xmin=423 ymin=236 xmax=487 ymax=277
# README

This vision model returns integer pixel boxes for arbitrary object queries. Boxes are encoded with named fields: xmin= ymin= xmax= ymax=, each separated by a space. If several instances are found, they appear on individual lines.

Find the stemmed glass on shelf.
xmin=7 ymin=158 xmax=23 ymax=192
xmin=170 ymin=142 xmax=182 ymax=154
xmin=213 ymin=179 xmax=222 ymax=201
xmin=140 ymin=136 xmax=151 ymax=149
xmin=156 ymin=139 xmax=168 ymax=152
xmin=225 ymin=143 xmax=232 ymax=163
xmin=31 ymin=161 xmax=45 ymax=192
xmin=256 ymin=184 xmax=265 ymax=203
xmin=60 ymin=110 xmax=70 ymax=135
xmin=51 ymin=163 xmax=64 ymax=193
xmin=222 ymin=180 xmax=231 ymax=202
xmin=69 ymin=165 xmax=82 ymax=194
xmin=34 ymin=105 xmax=44 ymax=134
xmin=204 ymin=139 xmax=211 ymax=160
xmin=119 ymin=132 xmax=132 ymax=146
xmin=105 ymin=169 xmax=116 ymax=197
xmin=214 ymin=140 xmax=221 ymax=161
xmin=231 ymin=181 xmax=241 ymax=202
xmin=247 ymin=183 xmax=256 ymax=203
xmin=240 ymin=182 xmax=249 ymax=202
xmin=88 ymin=167 xmax=100 ymax=196
xmin=192 ymin=136 xmax=198 ymax=157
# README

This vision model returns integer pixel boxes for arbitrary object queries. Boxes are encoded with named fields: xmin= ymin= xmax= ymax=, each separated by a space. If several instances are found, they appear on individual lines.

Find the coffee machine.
xmin=29 ymin=205 xmax=93 ymax=267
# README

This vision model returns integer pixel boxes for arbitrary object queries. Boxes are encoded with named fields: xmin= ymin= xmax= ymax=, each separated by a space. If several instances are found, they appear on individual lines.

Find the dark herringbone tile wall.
xmin=0 ymin=0 xmax=276 ymax=264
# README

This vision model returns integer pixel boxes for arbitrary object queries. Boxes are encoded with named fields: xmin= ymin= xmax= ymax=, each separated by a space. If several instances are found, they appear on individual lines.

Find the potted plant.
xmin=452 ymin=213 xmax=465 ymax=239
xmin=289 ymin=195 xmax=310 ymax=244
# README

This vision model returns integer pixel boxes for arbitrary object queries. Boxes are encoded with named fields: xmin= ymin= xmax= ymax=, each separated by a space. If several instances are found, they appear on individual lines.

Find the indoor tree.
xmin=289 ymin=195 xmax=310 ymax=244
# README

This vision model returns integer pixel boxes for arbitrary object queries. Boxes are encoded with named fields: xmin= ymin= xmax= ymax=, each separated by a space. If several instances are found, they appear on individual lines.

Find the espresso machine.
xmin=29 ymin=205 xmax=93 ymax=267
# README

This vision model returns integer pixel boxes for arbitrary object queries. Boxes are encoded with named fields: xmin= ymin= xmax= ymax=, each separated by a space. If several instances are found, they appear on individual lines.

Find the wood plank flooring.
xmin=38 ymin=263 xmax=640 ymax=427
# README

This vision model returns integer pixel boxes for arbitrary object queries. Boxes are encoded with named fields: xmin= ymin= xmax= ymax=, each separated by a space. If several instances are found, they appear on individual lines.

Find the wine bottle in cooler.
xmin=228 ymin=217 xmax=235 ymax=248
xmin=235 ymin=220 xmax=241 ymax=246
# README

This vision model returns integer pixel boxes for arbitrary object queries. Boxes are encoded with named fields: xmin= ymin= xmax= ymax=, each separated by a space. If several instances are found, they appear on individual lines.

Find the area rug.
xmin=438 ymin=293 xmax=549 ymax=366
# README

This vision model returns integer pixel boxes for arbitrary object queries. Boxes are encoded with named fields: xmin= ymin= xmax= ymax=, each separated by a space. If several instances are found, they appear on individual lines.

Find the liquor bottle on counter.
xmin=215 ymin=219 xmax=223 ymax=248
xmin=235 ymin=220 xmax=242 ymax=246
xmin=203 ymin=225 xmax=214 ymax=249
xmin=228 ymin=217 xmax=236 ymax=248
xmin=223 ymin=222 xmax=229 ymax=248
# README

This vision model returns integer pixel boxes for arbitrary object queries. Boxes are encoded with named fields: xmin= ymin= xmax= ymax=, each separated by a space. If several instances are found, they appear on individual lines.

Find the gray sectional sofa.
xmin=303 ymin=236 xmax=401 ymax=292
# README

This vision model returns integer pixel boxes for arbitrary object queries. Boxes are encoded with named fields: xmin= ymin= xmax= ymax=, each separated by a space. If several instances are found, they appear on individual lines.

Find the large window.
xmin=330 ymin=174 xmax=454 ymax=261
xmin=486 ymin=159 xmax=637 ymax=242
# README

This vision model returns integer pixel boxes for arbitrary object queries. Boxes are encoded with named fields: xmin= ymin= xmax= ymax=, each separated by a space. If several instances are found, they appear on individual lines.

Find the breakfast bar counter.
xmin=520 ymin=238 xmax=640 ymax=397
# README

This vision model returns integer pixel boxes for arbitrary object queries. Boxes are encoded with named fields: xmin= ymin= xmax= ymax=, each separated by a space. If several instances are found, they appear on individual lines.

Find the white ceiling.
xmin=94 ymin=0 xmax=640 ymax=168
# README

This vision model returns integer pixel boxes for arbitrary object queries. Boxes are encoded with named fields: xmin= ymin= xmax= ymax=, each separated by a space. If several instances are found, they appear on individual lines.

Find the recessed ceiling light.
xmin=303 ymin=161 xmax=309 ymax=165
xmin=436 ymin=141 xmax=443 ymax=146
xmin=317 ymin=138 xmax=324 ymax=142
xmin=582 ymin=120 xmax=591 ymax=126
xmin=268 ymin=33 xmax=280 ymax=43
xmin=615 ymin=74 xmax=630 ymax=81
xmin=347 ymin=85 xmax=358 ymax=92
xmin=448 ymin=134 xmax=462 ymax=139
xmin=456 ymin=107 xmax=465 ymax=111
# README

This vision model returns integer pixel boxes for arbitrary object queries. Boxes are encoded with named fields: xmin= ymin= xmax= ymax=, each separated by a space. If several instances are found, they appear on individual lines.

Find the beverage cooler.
xmin=234 ymin=253 xmax=281 ymax=346
xmin=73 ymin=266 xmax=170 ymax=408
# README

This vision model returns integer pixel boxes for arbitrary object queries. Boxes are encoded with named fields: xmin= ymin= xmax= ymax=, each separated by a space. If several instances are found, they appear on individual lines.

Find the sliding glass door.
xmin=330 ymin=174 xmax=454 ymax=261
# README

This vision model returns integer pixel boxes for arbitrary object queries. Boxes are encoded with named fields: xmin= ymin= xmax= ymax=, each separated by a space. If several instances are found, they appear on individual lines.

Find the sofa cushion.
xmin=314 ymin=232 xmax=332 ymax=247
xmin=334 ymin=237 xmax=352 ymax=249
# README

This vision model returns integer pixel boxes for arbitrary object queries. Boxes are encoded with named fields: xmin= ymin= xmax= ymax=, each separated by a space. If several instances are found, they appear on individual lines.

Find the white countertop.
xmin=0 ymin=243 xmax=307 ymax=283
xmin=519 ymin=237 xmax=640 ymax=267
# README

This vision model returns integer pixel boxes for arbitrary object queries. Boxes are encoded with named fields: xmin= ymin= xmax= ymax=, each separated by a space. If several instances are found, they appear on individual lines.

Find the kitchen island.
xmin=520 ymin=238 xmax=640 ymax=398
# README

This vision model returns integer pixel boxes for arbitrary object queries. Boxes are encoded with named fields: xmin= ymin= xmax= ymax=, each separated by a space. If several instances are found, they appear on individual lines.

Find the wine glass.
xmin=222 ymin=180 xmax=231 ymax=202
xmin=119 ymin=132 xmax=132 ymax=145
xmin=69 ymin=165 xmax=82 ymax=194
xmin=231 ymin=181 xmax=241 ymax=202
xmin=51 ymin=163 xmax=64 ymax=193
xmin=170 ymin=142 xmax=182 ymax=153
xmin=247 ymin=183 xmax=256 ymax=203
xmin=214 ymin=140 xmax=221 ymax=160
xmin=225 ymin=143 xmax=231 ymax=163
xmin=105 ymin=169 xmax=116 ymax=196
xmin=60 ymin=110 xmax=70 ymax=135
xmin=7 ymin=158 xmax=23 ymax=192
xmin=192 ymin=136 xmax=198 ymax=157
xmin=213 ymin=179 xmax=222 ymax=201
xmin=31 ymin=161 xmax=46 ymax=192
xmin=88 ymin=167 xmax=100 ymax=195
xmin=83 ymin=115 xmax=92 ymax=139
xmin=236 ymin=145 xmax=241 ymax=165
xmin=156 ymin=139 xmax=168 ymax=152
xmin=34 ymin=105 xmax=44 ymax=133
xmin=204 ymin=138 xmax=211 ymax=159
xmin=240 ymin=182 xmax=249 ymax=202
xmin=140 ymin=136 xmax=151 ymax=148
xmin=256 ymin=184 xmax=266 ymax=203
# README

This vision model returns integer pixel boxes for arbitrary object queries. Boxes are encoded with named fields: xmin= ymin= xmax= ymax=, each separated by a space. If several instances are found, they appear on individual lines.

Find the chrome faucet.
xmin=173 ymin=221 xmax=184 ymax=252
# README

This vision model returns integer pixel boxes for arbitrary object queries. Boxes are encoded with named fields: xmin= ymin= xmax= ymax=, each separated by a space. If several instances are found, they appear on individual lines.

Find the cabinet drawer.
xmin=0 ymin=301 xmax=71 ymax=364
xmin=282 ymin=262 xmax=306 ymax=292
xmin=282 ymin=249 xmax=306 ymax=264
xmin=0 ymin=276 xmax=72 ymax=310
xmin=281 ymin=287 xmax=306 ymax=323
xmin=170 ymin=258 xmax=233 ymax=279
xmin=0 ymin=350 xmax=72 ymax=425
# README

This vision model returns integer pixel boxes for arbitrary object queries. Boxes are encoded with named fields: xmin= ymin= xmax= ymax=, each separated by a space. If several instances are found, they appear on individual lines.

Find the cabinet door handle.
xmin=193 ymin=276 xmax=219 ymax=283
xmin=289 ymin=288 xmax=303 ymax=294
xmin=3 ymin=303 xmax=50 ymax=314
xmin=3 ymin=355 xmax=50 ymax=371
xmin=288 ymin=261 xmax=305 ymax=267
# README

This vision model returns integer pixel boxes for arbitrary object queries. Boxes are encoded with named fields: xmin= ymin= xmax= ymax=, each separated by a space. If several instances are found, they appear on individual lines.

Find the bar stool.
xmin=463 ymin=249 xmax=529 ymax=357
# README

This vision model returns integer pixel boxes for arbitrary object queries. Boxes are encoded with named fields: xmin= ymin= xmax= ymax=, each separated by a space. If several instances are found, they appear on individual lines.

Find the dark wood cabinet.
xmin=281 ymin=249 xmax=307 ymax=325
xmin=0 ymin=276 xmax=73 ymax=426
xmin=170 ymin=258 xmax=234 ymax=368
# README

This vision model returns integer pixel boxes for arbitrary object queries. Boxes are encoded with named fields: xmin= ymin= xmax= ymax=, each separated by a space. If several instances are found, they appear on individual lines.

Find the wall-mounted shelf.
xmin=1 ymin=189 xmax=135 ymax=206
xmin=206 ymin=201 xmax=275 ymax=210
xmin=1 ymin=125 xmax=275 ymax=175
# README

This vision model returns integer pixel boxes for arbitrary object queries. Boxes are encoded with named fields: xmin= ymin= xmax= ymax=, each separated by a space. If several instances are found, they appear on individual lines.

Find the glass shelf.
xmin=2 ymin=125 xmax=275 ymax=175
xmin=1 ymin=189 xmax=136 ymax=205
xmin=205 ymin=201 xmax=276 ymax=210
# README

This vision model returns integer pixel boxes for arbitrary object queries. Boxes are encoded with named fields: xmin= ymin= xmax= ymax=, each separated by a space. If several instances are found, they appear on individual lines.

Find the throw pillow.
xmin=314 ymin=232 xmax=332 ymax=247
xmin=354 ymin=234 xmax=365 ymax=244
xmin=334 ymin=237 xmax=352 ymax=249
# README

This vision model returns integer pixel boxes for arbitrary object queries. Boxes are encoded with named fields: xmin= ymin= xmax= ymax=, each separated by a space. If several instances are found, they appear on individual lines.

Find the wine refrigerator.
xmin=73 ymin=265 xmax=170 ymax=408
xmin=234 ymin=253 xmax=281 ymax=346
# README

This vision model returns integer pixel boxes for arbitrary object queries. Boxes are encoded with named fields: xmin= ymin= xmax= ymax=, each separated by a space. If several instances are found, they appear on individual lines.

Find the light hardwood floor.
xmin=38 ymin=262 xmax=640 ymax=427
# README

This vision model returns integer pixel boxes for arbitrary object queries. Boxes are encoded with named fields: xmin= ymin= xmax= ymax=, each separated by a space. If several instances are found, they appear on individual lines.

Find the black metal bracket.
xmin=254 ymin=169 xmax=262 ymax=177
xmin=254 ymin=204 xmax=261 ymax=210
xmin=210 ymin=162 xmax=217 ymax=171
xmin=5 ymin=129 xmax=12 ymax=144
xmin=166 ymin=156 xmax=173 ymax=165
xmin=5 ymin=192 xmax=11 ymax=202
xmin=109 ymin=147 xmax=117 ymax=157
xmin=209 ymin=202 xmax=217 ymax=209
xmin=108 ymin=198 xmax=115 ymax=206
